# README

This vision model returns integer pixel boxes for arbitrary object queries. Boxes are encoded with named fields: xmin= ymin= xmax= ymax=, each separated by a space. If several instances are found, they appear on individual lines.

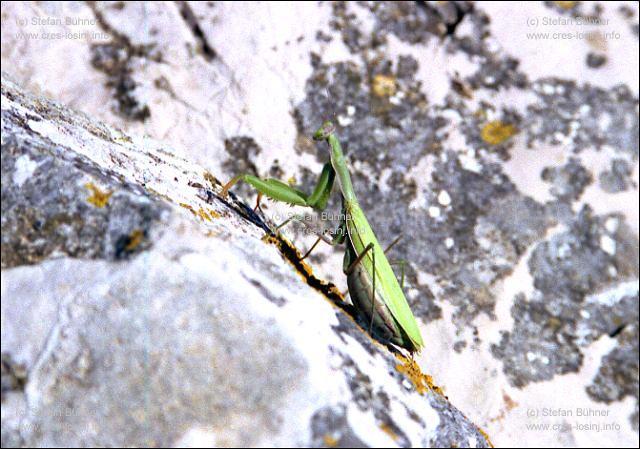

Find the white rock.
xmin=438 ymin=190 xmax=452 ymax=207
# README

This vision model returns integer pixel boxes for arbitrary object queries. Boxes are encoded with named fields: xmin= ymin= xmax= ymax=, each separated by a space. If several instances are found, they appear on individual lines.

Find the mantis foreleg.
xmin=274 ymin=213 xmax=347 ymax=260
xmin=300 ymin=236 xmax=323 ymax=261
xmin=221 ymin=163 xmax=336 ymax=211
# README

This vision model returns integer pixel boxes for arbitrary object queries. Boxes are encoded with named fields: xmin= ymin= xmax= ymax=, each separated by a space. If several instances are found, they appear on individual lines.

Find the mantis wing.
xmin=346 ymin=202 xmax=424 ymax=350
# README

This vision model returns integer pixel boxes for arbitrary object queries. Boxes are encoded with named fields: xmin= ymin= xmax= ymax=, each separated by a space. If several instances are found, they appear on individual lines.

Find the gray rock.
xmin=0 ymin=74 xmax=490 ymax=447
xmin=2 ymin=1 xmax=638 ymax=445
xmin=492 ymin=208 xmax=639 ymax=388
xmin=599 ymin=158 xmax=635 ymax=193
xmin=541 ymin=157 xmax=593 ymax=202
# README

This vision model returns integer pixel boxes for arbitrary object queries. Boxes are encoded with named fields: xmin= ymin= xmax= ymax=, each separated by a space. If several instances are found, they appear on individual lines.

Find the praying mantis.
xmin=221 ymin=121 xmax=424 ymax=353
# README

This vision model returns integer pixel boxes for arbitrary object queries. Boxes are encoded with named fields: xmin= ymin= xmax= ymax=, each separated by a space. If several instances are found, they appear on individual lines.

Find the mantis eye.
xmin=313 ymin=121 xmax=335 ymax=141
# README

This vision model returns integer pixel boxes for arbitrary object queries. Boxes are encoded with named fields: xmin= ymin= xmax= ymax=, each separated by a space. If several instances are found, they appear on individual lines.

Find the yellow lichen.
xmin=264 ymin=234 xmax=345 ymax=304
xmin=478 ymin=426 xmax=495 ymax=448
xmin=395 ymin=355 xmax=494 ymax=447
xmin=180 ymin=202 xmax=197 ymax=215
xmin=113 ymin=135 xmax=132 ymax=144
xmin=179 ymin=203 xmax=220 ymax=222
xmin=197 ymin=207 xmax=212 ymax=221
xmin=480 ymin=120 xmax=517 ymax=145
xmin=395 ymin=355 xmax=445 ymax=397
xmin=379 ymin=423 xmax=399 ymax=442
xmin=554 ymin=1 xmax=577 ymax=10
xmin=84 ymin=182 xmax=112 ymax=208
xmin=144 ymin=187 xmax=172 ymax=203
xmin=372 ymin=74 xmax=397 ymax=98
xmin=124 ymin=229 xmax=144 ymax=251
xmin=322 ymin=435 xmax=338 ymax=447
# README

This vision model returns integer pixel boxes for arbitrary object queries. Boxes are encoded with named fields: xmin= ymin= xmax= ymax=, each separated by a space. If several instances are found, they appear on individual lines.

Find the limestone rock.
xmin=1 ymin=73 xmax=490 ymax=447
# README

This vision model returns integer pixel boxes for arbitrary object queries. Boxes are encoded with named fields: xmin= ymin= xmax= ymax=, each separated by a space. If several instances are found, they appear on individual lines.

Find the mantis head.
xmin=313 ymin=121 xmax=335 ymax=141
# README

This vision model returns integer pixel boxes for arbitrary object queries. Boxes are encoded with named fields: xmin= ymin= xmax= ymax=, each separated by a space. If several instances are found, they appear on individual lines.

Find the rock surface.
xmin=1 ymin=74 xmax=489 ymax=447
xmin=1 ymin=1 xmax=639 ymax=447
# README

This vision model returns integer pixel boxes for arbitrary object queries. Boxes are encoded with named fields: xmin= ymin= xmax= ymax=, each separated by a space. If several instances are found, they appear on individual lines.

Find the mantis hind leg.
xmin=300 ymin=236 xmax=323 ymax=261
xmin=300 ymin=214 xmax=347 ymax=261
xmin=383 ymin=235 xmax=402 ymax=254
xmin=370 ymin=247 xmax=376 ymax=333
xmin=388 ymin=260 xmax=407 ymax=289
xmin=344 ymin=242 xmax=375 ymax=275
xmin=273 ymin=213 xmax=302 ymax=232
xmin=384 ymin=235 xmax=405 ymax=289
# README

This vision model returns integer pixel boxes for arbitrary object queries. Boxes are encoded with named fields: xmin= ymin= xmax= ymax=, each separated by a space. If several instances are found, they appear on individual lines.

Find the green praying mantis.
xmin=221 ymin=121 xmax=424 ymax=353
